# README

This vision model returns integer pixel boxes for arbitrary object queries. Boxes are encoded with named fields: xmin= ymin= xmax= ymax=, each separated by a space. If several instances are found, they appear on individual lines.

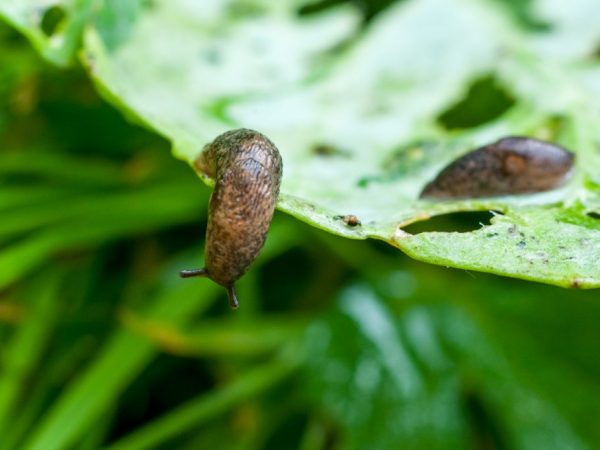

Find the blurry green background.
xmin=2 ymin=1 xmax=600 ymax=450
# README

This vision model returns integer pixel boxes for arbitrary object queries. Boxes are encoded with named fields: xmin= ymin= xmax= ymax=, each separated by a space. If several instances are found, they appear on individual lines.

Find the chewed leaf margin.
xmin=6 ymin=0 xmax=598 ymax=288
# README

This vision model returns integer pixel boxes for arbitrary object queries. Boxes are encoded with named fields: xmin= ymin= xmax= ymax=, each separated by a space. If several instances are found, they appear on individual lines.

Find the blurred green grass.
xmin=2 ymin=5 xmax=600 ymax=450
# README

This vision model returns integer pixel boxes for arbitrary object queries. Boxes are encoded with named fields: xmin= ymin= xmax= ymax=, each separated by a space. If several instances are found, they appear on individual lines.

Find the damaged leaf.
xmin=6 ymin=0 xmax=600 ymax=286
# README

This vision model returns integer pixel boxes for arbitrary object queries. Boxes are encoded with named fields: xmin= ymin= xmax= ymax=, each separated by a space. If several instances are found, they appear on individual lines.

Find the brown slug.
xmin=180 ymin=129 xmax=283 ymax=309
xmin=420 ymin=136 xmax=575 ymax=199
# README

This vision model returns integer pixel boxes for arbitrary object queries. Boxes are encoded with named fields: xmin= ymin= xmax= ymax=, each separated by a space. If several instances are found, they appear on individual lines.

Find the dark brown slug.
xmin=180 ymin=129 xmax=283 ymax=309
xmin=420 ymin=136 xmax=574 ymax=199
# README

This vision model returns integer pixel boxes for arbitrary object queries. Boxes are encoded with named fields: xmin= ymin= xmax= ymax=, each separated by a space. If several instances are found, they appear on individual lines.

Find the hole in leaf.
xmin=401 ymin=211 xmax=501 ymax=234
xmin=492 ymin=0 xmax=552 ymax=31
xmin=298 ymin=0 xmax=403 ymax=23
xmin=587 ymin=212 xmax=600 ymax=219
xmin=298 ymin=0 xmax=347 ymax=16
xmin=437 ymin=75 xmax=515 ymax=130
xmin=40 ymin=5 xmax=66 ymax=37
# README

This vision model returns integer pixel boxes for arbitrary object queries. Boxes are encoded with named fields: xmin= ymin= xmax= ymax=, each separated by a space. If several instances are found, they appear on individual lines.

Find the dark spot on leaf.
xmin=401 ymin=211 xmax=500 ymax=234
xmin=587 ymin=211 xmax=600 ymax=219
xmin=517 ymin=240 xmax=526 ymax=248
xmin=40 ymin=5 xmax=66 ymax=37
xmin=314 ymin=143 xmax=337 ymax=155
xmin=313 ymin=143 xmax=350 ymax=157
xmin=334 ymin=214 xmax=361 ymax=227
xmin=571 ymin=278 xmax=583 ymax=288
xmin=437 ymin=75 xmax=515 ymax=130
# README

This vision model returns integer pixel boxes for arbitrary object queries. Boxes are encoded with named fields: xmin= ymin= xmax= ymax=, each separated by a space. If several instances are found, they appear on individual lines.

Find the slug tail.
xmin=179 ymin=268 xmax=209 ymax=278
xmin=227 ymin=285 xmax=239 ymax=310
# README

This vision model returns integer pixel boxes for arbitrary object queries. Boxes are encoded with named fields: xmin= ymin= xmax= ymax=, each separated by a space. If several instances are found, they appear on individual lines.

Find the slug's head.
xmin=495 ymin=136 xmax=574 ymax=182
xmin=196 ymin=128 xmax=282 ymax=182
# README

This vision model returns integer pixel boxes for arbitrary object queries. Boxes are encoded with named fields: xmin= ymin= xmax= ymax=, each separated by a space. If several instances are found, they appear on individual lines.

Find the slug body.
xmin=181 ymin=129 xmax=283 ymax=309
xmin=420 ymin=136 xmax=574 ymax=199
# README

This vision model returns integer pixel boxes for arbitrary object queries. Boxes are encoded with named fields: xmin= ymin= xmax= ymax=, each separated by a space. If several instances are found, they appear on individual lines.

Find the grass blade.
xmin=105 ymin=359 xmax=298 ymax=450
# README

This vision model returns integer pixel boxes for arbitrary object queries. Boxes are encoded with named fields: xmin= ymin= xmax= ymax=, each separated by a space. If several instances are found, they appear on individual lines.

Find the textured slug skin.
xmin=420 ymin=136 xmax=575 ymax=199
xmin=183 ymin=129 xmax=282 ymax=308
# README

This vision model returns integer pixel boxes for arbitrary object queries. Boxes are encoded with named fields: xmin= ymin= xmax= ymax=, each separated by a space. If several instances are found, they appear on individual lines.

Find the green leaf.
xmin=104 ymin=359 xmax=298 ymax=450
xmin=0 ymin=181 xmax=205 ymax=290
xmin=305 ymin=287 xmax=469 ymax=450
xmin=21 ymin=266 xmax=220 ymax=450
xmin=0 ymin=270 xmax=63 ymax=435
xmin=18 ymin=217 xmax=299 ymax=450
xmin=6 ymin=0 xmax=600 ymax=286
xmin=304 ymin=281 xmax=600 ymax=449
xmin=397 ymin=207 xmax=600 ymax=288
xmin=0 ymin=0 xmax=93 ymax=66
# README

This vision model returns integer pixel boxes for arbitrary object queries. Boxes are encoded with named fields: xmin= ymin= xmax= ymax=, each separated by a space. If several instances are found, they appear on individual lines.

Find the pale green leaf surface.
xmin=68 ymin=0 xmax=600 ymax=285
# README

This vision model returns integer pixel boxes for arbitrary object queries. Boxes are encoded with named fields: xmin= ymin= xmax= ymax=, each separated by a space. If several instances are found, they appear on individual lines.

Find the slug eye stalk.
xmin=179 ymin=268 xmax=208 ymax=278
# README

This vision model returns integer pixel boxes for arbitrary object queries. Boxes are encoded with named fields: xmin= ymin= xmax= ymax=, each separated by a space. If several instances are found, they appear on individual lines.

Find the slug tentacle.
xmin=227 ymin=285 xmax=239 ymax=310
xmin=180 ymin=129 xmax=283 ymax=309
xmin=179 ymin=268 xmax=208 ymax=278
